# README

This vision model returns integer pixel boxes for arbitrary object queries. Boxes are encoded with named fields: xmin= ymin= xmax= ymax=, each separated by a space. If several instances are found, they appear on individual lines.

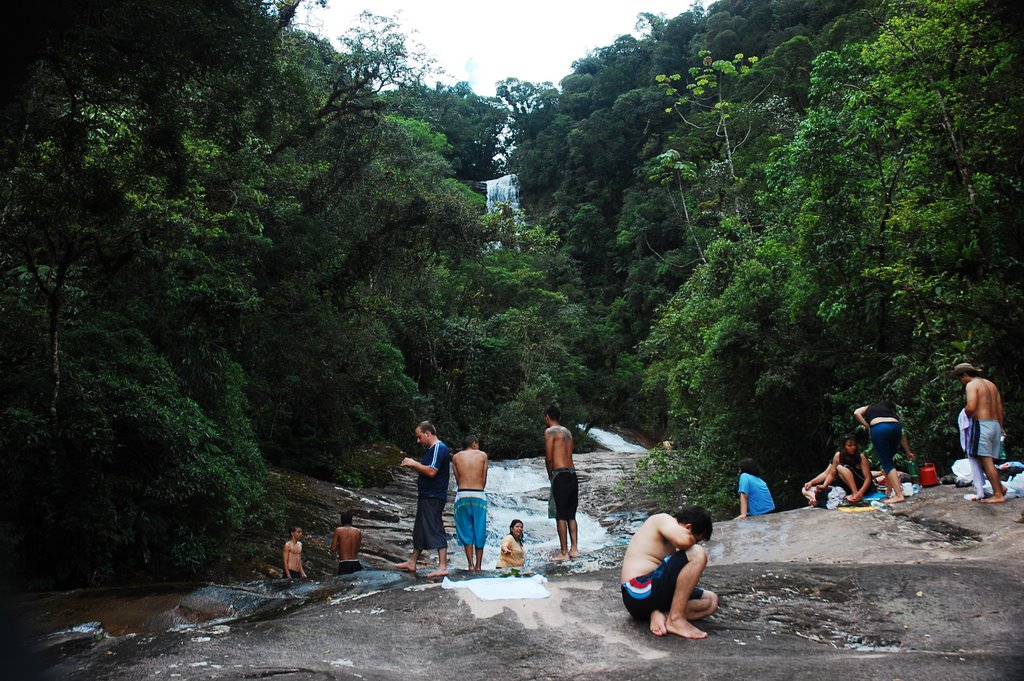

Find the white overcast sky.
xmin=297 ymin=1 xmax=704 ymax=97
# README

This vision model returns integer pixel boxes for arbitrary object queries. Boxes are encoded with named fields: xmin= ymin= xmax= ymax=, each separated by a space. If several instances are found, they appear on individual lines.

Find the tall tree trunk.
xmin=47 ymin=289 xmax=62 ymax=450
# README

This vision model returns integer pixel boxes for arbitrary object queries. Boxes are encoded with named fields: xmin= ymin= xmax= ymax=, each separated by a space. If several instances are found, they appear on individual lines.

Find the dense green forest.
xmin=1 ymin=0 xmax=1022 ymax=588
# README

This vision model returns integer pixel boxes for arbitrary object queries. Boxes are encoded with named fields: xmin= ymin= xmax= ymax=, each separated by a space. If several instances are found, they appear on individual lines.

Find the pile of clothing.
xmin=948 ymin=458 xmax=1024 ymax=500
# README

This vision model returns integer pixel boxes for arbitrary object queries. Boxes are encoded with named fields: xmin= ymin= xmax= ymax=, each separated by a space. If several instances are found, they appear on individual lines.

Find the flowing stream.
xmin=477 ymin=427 xmax=646 ymax=569
xmin=480 ymin=458 xmax=602 ymax=569
xmin=25 ymin=427 xmax=649 ymax=647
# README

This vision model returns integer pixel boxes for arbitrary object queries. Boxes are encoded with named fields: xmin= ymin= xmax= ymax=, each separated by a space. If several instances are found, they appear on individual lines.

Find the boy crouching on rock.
xmin=620 ymin=506 xmax=718 ymax=639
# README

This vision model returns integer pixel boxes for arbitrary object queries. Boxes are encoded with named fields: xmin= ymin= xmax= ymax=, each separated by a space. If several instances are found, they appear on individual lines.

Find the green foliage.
xmin=632 ymin=0 xmax=1024 ymax=517
xmin=503 ymin=0 xmax=1022 ymax=518
xmin=2 ymin=317 xmax=267 ymax=585
xmin=386 ymin=82 xmax=508 ymax=181
xmin=4 ymin=0 xmax=1023 ymax=584
xmin=2 ymin=0 xmax=548 ymax=586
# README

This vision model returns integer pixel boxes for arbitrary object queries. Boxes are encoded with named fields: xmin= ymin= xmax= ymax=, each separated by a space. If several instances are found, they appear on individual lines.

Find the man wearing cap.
xmin=954 ymin=363 xmax=1007 ymax=504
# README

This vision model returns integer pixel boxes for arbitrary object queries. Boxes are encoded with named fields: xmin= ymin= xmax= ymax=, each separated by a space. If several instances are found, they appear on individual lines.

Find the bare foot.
xmin=568 ymin=548 xmax=580 ymax=559
xmin=980 ymin=496 xmax=1006 ymax=504
xmin=884 ymin=497 xmax=906 ymax=505
xmin=425 ymin=568 xmax=449 ymax=579
xmin=551 ymin=552 xmax=570 ymax=561
xmin=650 ymin=610 xmax=668 ymax=636
xmin=393 ymin=561 xmax=417 ymax=573
xmin=664 ymin=616 xmax=708 ymax=639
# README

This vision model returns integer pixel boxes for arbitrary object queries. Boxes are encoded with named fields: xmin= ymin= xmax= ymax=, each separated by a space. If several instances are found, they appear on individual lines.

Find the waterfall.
xmin=485 ymin=174 xmax=520 ymax=213
xmin=481 ymin=458 xmax=608 ymax=570
xmin=586 ymin=427 xmax=648 ymax=453
xmin=477 ymin=427 xmax=645 ymax=570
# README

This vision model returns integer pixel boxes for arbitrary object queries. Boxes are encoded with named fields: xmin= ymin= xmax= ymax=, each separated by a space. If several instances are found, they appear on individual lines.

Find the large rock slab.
xmin=43 ymin=484 xmax=1024 ymax=680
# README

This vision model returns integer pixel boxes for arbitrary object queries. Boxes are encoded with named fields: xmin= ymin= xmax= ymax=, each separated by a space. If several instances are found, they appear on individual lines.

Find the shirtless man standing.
xmin=955 ymin=363 xmax=1007 ymax=504
xmin=452 ymin=434 xmax=489 ymax=571
xmin=282 ymin=526 xmax=307 ymax=579
xmin=620 ymin=507 xmax=718 ymax=639
xmin=330 ymin=511 xmax=363 ymax=575
xmin=544 ymin=405 xmax=578 ymax=561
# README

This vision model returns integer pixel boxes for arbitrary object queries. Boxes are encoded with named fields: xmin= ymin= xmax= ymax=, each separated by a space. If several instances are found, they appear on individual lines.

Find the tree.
xmin=0 ymin=0 xmax=284 ymax=585
xmin=386 ymin=82 xmax=508 ymax=180
xmin=657 ymin=50 xmax=764 ymax=219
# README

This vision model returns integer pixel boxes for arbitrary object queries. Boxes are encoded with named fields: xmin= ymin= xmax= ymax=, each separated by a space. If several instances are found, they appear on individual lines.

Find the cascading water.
xmin=485 ymin=174 xmax=520 ymax=213
xmin=586 ymin=427 xmax=648 ymax=454
xmin=477 ymin=427 xmax=644 ymax=570
xmin=481 ymin=458 xmax=608 ymax=570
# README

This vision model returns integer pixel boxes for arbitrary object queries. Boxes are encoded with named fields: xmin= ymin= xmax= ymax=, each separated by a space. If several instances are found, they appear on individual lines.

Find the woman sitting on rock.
xmin=802 ymin=434 xmax=874 ymax=505
xmin=736 ymin=458 xmax=775 ymax=518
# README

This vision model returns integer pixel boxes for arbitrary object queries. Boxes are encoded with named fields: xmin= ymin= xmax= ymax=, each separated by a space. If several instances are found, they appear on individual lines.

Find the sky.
xmin=297 ymin=1 xmax=703 ymax=97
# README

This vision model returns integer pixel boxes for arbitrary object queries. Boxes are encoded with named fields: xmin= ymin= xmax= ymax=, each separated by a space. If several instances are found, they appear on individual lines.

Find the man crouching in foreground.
xmin=620 ymin=506 xmax=719 ymax=639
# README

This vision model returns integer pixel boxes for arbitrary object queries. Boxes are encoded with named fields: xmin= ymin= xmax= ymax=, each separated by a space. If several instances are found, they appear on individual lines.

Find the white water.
xmin=478 ymin=458 xmax=607 ymax=570
xmin=484 ymin=174 xmax=520 ymax=213
xmin=40 ymin=428 xmax=650 ymax=639
xmin=585 ymin=427 xmax=649 ymax=453
xmin=469 ymin=427 xmax=647 ymax=570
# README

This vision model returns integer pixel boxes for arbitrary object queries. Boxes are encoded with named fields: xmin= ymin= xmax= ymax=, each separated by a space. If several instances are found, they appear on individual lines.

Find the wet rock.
xmin=20 ymin=449 xmax=1024 ymax=680
xmin=47 ymin=553 xmax=1024 ymax=681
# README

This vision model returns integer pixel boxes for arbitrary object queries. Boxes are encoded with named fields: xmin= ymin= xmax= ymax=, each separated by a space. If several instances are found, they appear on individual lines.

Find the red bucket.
xmin=919 ymin=462 xmax=939 ymax=487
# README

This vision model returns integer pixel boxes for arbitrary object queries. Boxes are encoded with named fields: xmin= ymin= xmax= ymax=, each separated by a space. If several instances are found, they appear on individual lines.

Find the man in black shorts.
xmin=544 ymin=405 xmax=578 ymax=560
xmin=620 ymin=506 xmax=718 ymax=639
xmin=331 ymin=511 xmax=363 ymax=575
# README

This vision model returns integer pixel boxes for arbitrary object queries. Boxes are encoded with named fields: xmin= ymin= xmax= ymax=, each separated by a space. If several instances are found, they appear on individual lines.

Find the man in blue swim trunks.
xmin=452 ymin=434 xmax=489 ymax=571
xmin=620 ymin=506 xmax=718 ymax=639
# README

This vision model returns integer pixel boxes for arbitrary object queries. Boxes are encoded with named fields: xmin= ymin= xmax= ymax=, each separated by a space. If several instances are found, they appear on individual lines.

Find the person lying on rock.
xmin=620 ymin=506 xmax=719 ymax=639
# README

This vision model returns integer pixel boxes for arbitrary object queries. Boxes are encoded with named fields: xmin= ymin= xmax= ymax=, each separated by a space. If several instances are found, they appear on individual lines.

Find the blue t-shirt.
xmin=417 ymin=440 xmax=451 ymax=499
xmin=738 ymin=472 xmax=775 ymax=515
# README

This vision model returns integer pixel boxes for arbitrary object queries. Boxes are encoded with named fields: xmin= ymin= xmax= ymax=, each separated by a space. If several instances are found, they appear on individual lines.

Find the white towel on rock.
xmin=441 ymin=574 xmax=550 ymax=600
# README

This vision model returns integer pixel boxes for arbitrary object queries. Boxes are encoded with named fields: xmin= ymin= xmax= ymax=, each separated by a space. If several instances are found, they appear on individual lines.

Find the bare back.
xmin=452 ymin=448 xmax=488 ymax=490
xmin=966 ymin=377 xmax=1004 ymax=424
xmin=545 ymin=425 xmax=574 ymax=473
xmin=620 ymin=513 xmax=697 ymax=582
xmin=331 ymin=526 xmax=362 ymax=561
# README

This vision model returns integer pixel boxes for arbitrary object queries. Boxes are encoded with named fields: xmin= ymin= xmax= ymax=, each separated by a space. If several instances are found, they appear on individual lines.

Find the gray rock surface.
xmin=43 ymin=483 xmax=1024 ymax=681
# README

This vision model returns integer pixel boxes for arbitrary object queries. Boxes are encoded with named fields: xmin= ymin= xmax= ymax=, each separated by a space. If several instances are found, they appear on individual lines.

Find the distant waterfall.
xmin=485 ymin=174 xmax=520 ymax=213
